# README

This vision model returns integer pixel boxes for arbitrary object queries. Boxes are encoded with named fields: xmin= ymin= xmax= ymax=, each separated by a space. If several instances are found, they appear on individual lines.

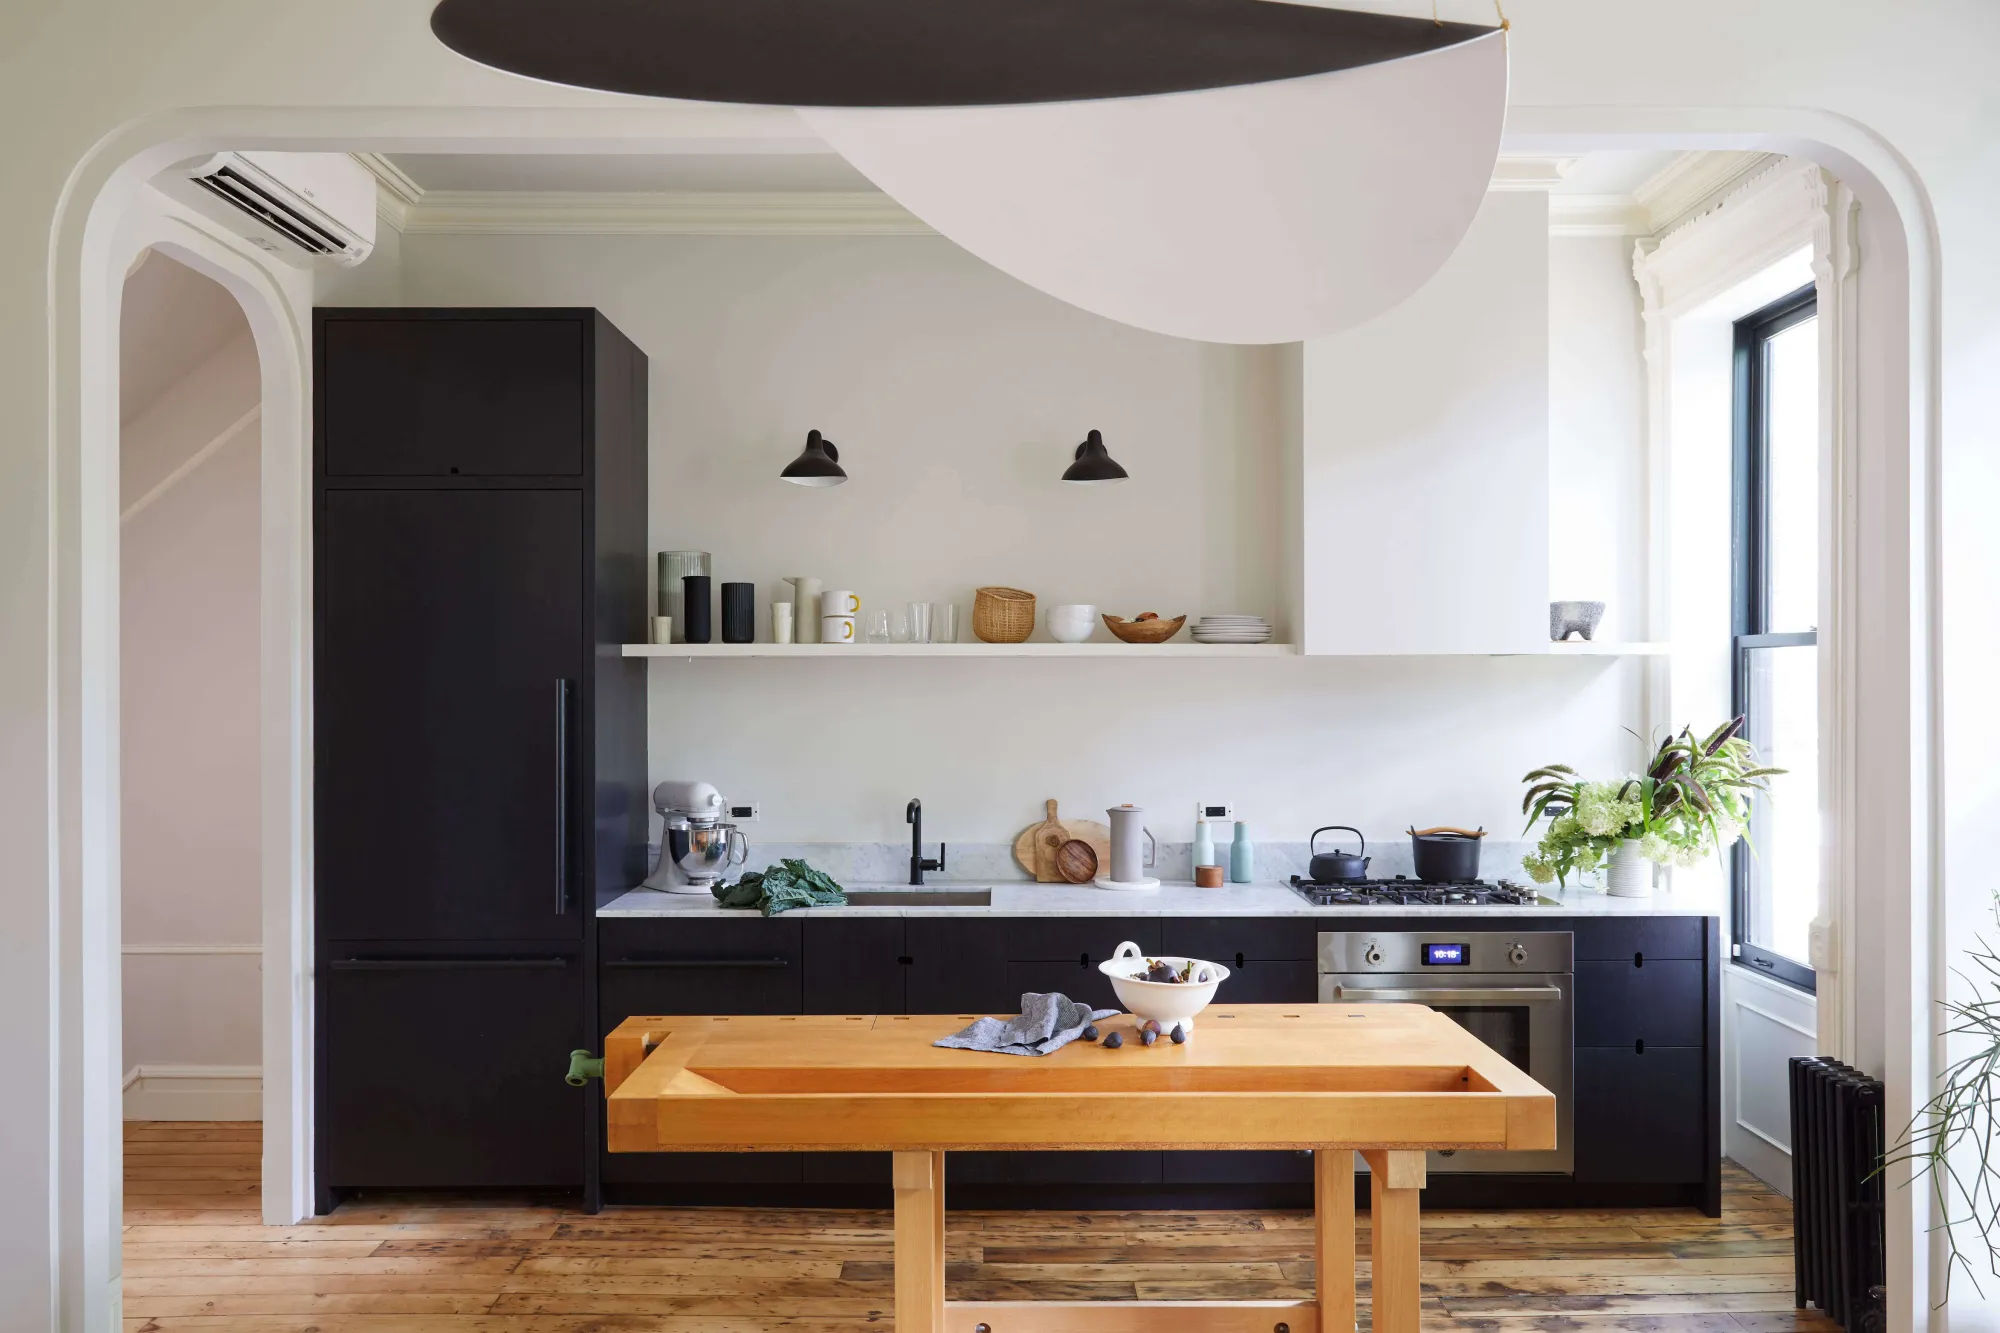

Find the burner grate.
xmin=1287 ymin=875 xmax=1540 ymax=907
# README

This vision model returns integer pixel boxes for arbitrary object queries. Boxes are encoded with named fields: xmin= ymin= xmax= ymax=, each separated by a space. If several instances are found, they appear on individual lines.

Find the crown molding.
xmin=1633 ymin=150 xmax=1785 ymax=236
xmin=1489 ymin=155 xmax=1577 ymax=191
xmin=400 ymin=189 xmax=933 ymax=236
xmin=1547 ymin=193 xmax=1651 ymax=237
xmin=351 ymin=152 xmax=424 ymax=231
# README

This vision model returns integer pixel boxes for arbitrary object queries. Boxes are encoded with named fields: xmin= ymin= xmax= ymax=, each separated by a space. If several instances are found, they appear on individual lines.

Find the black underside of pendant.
xmin=430 ymin=0 xmax=1495 ymax=108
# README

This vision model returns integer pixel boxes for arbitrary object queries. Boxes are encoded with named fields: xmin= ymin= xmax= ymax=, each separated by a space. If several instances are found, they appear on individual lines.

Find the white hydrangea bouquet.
xmin=1518 ymin=717 xmax=1780 ymax=889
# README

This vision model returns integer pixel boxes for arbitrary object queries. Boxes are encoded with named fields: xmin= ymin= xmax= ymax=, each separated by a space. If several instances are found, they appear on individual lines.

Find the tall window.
xmin=1731 ymin=284 xmax=1819 ymax=991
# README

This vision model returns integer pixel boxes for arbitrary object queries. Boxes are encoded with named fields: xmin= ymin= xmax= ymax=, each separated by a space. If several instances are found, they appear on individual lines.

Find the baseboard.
xmin=123 ymin=1064 xmax=262 ymax=1121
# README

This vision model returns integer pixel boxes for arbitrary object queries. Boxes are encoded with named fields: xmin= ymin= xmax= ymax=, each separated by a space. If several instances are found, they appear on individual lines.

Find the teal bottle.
xmin=1193 ymin=818 xmax=1215 ymax=869
xmin=1228 ymin=821 xmax=1254 ymax=883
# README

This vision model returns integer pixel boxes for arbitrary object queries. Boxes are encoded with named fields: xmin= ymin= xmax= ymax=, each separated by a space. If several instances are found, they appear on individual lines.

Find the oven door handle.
xmin=1329 ymin=984 xmax=1565 ymax=1004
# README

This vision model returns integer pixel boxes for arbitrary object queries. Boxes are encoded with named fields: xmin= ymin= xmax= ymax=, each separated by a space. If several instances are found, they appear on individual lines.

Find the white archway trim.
xmin=102 ymin=186 xmax=316 ymax=1243
xmin=47 ymin=104 xmax=1939 ymax=1332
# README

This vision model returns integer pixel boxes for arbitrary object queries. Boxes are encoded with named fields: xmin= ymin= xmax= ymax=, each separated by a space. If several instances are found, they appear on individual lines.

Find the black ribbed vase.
xmin=681 ymin=574 xmax=712 ymax=644
xmin=720 ymin=582 xmax=754 ymax=643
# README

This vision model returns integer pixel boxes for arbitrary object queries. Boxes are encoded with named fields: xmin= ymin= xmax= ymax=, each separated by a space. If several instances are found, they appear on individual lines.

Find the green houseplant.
xmin=1519 ymin=717 xmax=1780 ymax=891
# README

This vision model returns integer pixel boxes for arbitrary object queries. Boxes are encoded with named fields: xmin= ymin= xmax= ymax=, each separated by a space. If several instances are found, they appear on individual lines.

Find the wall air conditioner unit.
xmin=160 ymin=151 xmax=376 ymax=267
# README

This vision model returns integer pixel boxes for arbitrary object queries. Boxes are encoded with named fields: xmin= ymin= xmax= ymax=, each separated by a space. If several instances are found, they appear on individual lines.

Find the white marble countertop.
xmin=598 ymin=879 xmax=1727 ymax=919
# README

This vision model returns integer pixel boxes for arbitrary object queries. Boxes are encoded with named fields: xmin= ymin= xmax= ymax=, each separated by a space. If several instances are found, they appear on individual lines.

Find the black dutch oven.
xmin=1308 ymin=826 xmax=1370 ymax=882
xmin=1408 ymin=826 xmax=1485 ymax=882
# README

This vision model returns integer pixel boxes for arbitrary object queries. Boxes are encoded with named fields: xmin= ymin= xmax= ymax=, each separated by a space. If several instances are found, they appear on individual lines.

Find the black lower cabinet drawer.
xmin=1160 ymin=918 xmax=1317 ymax=965
xmin=1163 ymin=1150 xmax=1313 ymax=1185
xmin=952 ymin=1151 xmax=1163 ymax=1186
xmin=1573 ymin=1045 xmax=1706 ymax=1183
xmin=320 ymin=953 xmax=584 ymax=1191
xmin=1003 ymin=918 xmax=1162 ymax=963
xmin=1574 ymin=960 xmax=1705 ymax=1048
xmin=1208 ymin=960 xmax=1315 ymax=1005
xmin=906 ymin=918 xmax=1010 ymax=1015
xmin=599 ymin=917 xmax=804 ymax=1019
xmin=1004 ymin=958 xmax=1125 ymax=1012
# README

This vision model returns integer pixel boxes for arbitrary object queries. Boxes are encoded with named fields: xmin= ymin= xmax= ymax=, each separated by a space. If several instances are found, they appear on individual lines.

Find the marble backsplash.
xmin=646 ymin=838 xmax=1542 ymax=885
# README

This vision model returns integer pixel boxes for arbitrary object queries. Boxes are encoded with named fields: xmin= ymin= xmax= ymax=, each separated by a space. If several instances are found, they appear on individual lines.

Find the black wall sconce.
xmin=1062 ymin=429 xmax=1128 ymax=484
xmin=780 ymin=429 xmax=846 ymax=486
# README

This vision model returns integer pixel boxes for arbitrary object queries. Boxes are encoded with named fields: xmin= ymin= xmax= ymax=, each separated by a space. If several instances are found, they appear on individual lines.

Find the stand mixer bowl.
xmin=675 ymin=821 xmax=748 ymax=886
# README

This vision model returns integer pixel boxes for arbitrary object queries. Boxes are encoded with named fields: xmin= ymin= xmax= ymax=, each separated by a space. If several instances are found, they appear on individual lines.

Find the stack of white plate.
xmin=1192 ymin=615 xmax=1273 ymax=644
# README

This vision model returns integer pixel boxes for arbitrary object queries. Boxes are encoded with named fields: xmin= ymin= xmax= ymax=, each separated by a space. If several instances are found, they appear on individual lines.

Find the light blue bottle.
xmin=1193 ymin=818 xmax=1215 ymax=870
xmin=1229 ymin=821 xmax=1254 ymax=883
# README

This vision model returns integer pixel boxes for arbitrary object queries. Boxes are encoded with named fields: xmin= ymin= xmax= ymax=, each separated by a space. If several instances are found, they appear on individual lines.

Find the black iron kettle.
xmin=1309 ymin=826 xmax=1370 ymax=883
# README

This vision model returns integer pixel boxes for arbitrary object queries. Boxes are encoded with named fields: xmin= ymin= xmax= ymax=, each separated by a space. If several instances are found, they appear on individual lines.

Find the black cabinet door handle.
xmin=604 ymin=957 xmax=791 ymax=970
xmin=555 ymin=678 xmax=573 ymax=916
xmin=329 ymin=957 xmax=571 ymax=971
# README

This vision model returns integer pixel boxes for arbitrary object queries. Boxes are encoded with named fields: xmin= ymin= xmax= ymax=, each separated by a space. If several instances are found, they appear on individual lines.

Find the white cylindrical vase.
xmin=1606 ymin=839 xmax=1652 ymax=898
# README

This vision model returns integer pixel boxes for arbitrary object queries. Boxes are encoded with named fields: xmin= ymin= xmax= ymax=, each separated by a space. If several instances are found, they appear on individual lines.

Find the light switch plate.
xmin=727 ymin=802 xmax=761 ymax=822
xmin=1196 ymin=800 xmax=1234 ymax=821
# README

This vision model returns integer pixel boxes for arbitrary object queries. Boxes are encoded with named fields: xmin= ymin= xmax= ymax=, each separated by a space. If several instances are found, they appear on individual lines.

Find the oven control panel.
xmin=1317 ymin=930 xmax=1573 ymax=973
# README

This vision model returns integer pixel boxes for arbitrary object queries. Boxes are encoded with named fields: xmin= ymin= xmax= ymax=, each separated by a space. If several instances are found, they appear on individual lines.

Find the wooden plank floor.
xmin=125 ymin=1122 xmax=1840 ymax=1331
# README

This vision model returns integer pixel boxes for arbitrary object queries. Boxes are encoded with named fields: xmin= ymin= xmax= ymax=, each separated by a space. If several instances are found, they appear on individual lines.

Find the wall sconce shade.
xmin=780 ymin=429 xmax=846 ymax=486
xmin=1062 ymin=429 xmax=1128 ymax=484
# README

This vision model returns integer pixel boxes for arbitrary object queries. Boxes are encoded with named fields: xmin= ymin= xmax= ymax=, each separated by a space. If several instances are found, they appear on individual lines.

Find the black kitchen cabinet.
xmin=803 ymin=919 xmax=907 ymax=1014
xmin=1574 ymin=959 xmax=1705 ymax=1048
xmin=318 ymin=488 xmax=584 ymax=942
xmin=319 ymin=950 xmax=586 ymax=1192
xmin=320 ymin=315 xmax=585 ymax=477
xmin=1573 ymin=1045 xmax=1706 ymax=1183
xmin=905 ymin=917 xmax=1010 ymax=1015
xmin=315 ymin=309 xmax=647 ymax=1207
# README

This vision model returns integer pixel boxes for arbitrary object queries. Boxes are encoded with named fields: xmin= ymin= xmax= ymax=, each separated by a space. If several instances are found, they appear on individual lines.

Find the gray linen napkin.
xmin=934 ymin=992 xmax=1119 ymax=1057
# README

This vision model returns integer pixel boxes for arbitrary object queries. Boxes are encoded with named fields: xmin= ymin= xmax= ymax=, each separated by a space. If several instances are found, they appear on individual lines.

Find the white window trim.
xmin=1632 ymin=158 xmax=1861 ymax=1061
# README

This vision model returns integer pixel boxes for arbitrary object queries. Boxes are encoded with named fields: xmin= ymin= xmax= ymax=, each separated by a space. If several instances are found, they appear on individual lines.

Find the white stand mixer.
xmin=641 ymin=779 xmax=750 ymax=894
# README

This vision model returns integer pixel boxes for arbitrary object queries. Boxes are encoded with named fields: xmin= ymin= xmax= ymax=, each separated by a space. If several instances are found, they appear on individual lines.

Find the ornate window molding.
xmin=1631 ymin=158 xmax=1861 ymax=1062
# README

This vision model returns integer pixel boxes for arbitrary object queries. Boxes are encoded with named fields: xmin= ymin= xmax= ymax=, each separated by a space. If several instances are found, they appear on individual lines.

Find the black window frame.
xmin=1729 ymin=282 xmax=1818 ymax=993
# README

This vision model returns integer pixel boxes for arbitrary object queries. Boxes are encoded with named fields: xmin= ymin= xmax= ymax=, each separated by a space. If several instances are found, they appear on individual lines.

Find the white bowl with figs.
xmin=1097 ymin=940 xmax=1229 ymax=1033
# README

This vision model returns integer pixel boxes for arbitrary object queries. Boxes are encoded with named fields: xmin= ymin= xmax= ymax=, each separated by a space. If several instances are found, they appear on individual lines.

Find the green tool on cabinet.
xmin=565 ymin=1049 xmax=604 ymax=1087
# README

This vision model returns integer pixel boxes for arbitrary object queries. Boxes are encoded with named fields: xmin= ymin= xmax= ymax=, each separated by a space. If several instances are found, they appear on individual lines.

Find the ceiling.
xmin=121 ymin=251 xmax=249 ymax=423
xmin=388 ymin=152 xmax=876 ymax=194
xmin=1549 ymin=150 xmax=1686 ymax=196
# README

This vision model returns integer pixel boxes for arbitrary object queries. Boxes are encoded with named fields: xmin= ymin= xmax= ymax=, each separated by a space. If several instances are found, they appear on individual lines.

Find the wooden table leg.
xmin=1361 ymin=1149 xmax=1425 ymax=1333
xmin=894 ymin=1150 xmax=945 ymax=1333
xmin=1315 ymin=1149 xmax=1356 ymax=1333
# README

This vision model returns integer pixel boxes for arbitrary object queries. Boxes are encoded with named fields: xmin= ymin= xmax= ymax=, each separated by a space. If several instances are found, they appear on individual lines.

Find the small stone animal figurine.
xmin=1548 ymin=600 xmax=1606 ymax=642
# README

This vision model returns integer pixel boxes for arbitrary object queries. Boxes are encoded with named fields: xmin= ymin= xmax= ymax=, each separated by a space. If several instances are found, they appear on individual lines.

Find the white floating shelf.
xmin=1534 ymin=640 xmax=1671 ymax=656
xmin=623 ymin=641 xmax=1298 ymax=659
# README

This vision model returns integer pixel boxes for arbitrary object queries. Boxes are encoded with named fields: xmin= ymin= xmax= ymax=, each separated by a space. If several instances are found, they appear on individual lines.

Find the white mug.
xmin=771 ymin=602 xmax=794 ymax=644
xmin=821 ymin=614 xmax=856 ymax=644
xmin=651 ymin=615 xmax=674 ymax=645
xmin=823 ymin=588 xmax=859 ymax=616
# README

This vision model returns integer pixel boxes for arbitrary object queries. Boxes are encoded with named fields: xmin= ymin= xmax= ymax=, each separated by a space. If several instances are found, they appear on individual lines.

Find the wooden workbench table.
xmin=605 ymin=1004 xmax=1555 ymax=1332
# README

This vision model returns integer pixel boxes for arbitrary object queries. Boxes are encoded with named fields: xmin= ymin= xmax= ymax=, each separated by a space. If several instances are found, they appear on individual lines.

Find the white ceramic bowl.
xmin=1048 ymin=603 xmax=1098 ymax=643
xmin=1097 ymin=940 xmax=1229 ymax=1032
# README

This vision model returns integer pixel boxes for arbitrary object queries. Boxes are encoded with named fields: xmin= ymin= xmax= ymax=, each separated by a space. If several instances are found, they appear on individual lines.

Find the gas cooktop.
xmin=1287 ymin=876 xmax=1546 ymax=907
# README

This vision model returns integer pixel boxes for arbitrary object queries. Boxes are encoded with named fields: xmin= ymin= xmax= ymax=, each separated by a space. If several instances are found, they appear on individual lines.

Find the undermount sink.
xmin=842 ymin=888 xmax=993 ymax=907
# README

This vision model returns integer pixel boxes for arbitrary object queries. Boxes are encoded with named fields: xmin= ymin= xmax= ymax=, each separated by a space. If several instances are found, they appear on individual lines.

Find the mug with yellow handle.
xmin=820 ymin=614 xmax=856 ymax=644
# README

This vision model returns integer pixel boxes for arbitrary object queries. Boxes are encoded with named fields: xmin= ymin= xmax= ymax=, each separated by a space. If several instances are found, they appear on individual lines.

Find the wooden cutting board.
xmin=1012 ymin=801 xmax=1111 ymax=882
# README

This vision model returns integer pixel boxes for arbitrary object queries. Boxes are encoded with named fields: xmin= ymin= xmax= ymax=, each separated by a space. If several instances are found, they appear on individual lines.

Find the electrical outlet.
xmin=1196 ymin=800 xmax=1234 ymax=821
xmin=727 ymin=801 xmax=761 ymax=822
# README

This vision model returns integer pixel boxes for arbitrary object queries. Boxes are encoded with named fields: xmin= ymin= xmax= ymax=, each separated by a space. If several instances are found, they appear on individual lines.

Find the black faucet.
xmin=907 ymin=798 xmax=946 ymax=886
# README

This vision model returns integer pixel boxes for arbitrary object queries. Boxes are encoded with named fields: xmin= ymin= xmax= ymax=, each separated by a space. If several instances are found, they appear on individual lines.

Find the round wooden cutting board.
xmin=1012 ymin=801 xmax=1112 ymax=882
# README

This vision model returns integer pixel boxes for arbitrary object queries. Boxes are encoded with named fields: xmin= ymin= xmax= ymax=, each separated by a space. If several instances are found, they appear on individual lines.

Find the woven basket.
xmin=973 ymin=586 xmax=1036 ymax=643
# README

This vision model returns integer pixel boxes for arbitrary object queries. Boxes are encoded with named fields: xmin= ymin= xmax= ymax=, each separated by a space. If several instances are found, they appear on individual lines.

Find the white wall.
xmin=1723 ymin=960 xmax=1817 ymax=1193
xmin=119 ymin=256 xmax=261 ymax=1117
xmin=387 ymin=222 xmax=1645 ymax=850
xmin=1301 ymin=190 xmax=1552 ymax=654
xmin=1549 ymin=234 xmax=1647 ymax=637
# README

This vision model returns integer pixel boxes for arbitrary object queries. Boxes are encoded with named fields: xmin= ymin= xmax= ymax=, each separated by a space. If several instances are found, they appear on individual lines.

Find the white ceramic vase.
xmin=1606 ymin=838 xmax=1652 ymax=898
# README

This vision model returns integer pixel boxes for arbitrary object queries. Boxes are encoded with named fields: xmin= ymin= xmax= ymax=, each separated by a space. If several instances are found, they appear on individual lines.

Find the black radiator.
xmin=1789 ymin=1055 xmax=1886 ymax=1330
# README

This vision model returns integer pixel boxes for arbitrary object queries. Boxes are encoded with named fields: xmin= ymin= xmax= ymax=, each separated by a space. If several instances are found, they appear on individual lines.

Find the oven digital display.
xmin=1423 ymin=942 xmax=1470 ymax=966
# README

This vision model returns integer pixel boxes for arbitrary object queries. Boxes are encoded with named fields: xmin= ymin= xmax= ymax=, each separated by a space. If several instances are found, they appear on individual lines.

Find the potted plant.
xmin=1519 ymin=717 xmax=1780 ymax=896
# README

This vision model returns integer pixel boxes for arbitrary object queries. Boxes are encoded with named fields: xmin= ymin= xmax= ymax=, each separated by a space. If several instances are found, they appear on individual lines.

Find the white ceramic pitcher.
xmin=1105 ymin=805 xmax=1157 ymax=884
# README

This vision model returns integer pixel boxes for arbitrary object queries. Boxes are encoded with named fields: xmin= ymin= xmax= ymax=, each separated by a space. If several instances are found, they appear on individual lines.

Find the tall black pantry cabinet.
xmin=312 ymin=309 xmax=648 ymax=1210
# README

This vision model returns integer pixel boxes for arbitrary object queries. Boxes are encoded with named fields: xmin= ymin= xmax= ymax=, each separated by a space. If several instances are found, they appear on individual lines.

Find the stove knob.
xmin=1508 ymin=943 xmax=1529 ymax=967
xmin=1363 ymin=943 xmax=1384 ymax=967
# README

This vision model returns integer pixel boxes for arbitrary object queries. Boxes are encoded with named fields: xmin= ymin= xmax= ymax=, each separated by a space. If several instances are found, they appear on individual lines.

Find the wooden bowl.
xmin=1102 ymin=613 xmax=1187 ymax=644
xmin=1053 ymin=838 xmax=1099 ymax=885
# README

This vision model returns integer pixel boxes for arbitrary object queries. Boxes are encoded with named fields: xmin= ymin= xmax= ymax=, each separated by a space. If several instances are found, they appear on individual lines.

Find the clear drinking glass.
xmin=907 ymin=601 xmax=932 ymax=644
xmin=930 ymin=601 xmax=958 ymax=644
xmin=864 ymin=608 xmax=892 ymax=644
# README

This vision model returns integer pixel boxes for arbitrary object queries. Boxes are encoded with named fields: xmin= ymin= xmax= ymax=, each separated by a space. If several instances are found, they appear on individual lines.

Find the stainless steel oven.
xmin=1318 ymin=929 xmax=1572 ymax=1174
